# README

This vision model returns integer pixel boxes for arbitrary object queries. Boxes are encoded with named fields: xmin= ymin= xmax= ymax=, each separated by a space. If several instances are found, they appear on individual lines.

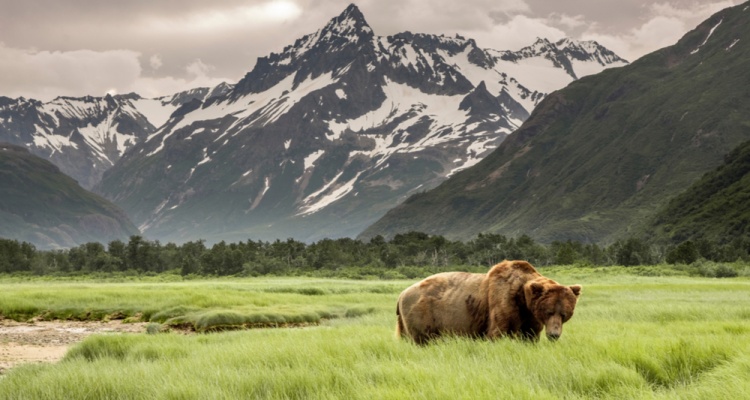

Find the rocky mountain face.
xmin=92 ymin=4 xmax=626 ymax=244
xmin=0 ymin=86 xmax=233 ymax=189
xmin=362 ymin=2 xmax=750 ymax=243
xmin=0 ymin=143 xmax=138 ymax=249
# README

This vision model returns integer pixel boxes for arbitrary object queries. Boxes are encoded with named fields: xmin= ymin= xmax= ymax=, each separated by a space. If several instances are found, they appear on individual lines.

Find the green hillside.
xmin=0 ymin=143 xmax=139 ymax=249
xmin=361 ymin=2 xmax=750 ymax=243
xmin=647 ymin=139 xmax=750 ymax=243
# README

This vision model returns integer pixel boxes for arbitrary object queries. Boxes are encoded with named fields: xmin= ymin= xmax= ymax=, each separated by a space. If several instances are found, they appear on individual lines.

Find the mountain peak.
xmin=321 ymin=3 xmax=373 ymax=40
xmin=341 ymin=3 xmax=364 ymax=19
xmin=555 ymin=38 xmax=575 ymax=48
xmin=520 ymin=37 xmax=556 ymax=55
xmin=556 ymin=38 xmax=601 ymax=51
xmin=555 ymin=38 xmax=629 ymax=64
xmin=231 ymin=4 xmax=374 ymax=96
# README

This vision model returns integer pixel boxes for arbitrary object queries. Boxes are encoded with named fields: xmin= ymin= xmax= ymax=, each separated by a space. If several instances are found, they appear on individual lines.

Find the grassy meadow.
xmin=1 ymin=266 xmax=749 ymax=399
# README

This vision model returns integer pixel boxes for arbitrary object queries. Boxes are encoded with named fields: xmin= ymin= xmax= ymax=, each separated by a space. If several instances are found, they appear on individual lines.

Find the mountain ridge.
xmin=0 ymin=84 xmax=236 ymax=189
xmin=361 ymin=1 xmax=750 ymax=243
xmin=0 ymin=142 xmax=138 ymax=249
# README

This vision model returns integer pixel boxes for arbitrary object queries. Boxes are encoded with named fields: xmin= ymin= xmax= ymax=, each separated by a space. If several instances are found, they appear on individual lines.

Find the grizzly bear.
xmin=396 ymin=260 xmax=581 ymax=344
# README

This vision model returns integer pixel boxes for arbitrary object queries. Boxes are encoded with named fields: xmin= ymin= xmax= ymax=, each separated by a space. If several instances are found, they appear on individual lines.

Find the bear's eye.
xmin=561 ymin=313 xmax=567 ymax=320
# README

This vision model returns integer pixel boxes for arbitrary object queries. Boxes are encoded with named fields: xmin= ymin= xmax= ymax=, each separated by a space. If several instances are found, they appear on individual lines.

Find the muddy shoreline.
xmin=0 ymin=319 xmax=146 ymax=374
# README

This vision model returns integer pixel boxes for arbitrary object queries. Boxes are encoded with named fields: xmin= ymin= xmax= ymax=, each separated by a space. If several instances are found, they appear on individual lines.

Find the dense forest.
xmin=1 ymin=232 xmax=749 ymax=279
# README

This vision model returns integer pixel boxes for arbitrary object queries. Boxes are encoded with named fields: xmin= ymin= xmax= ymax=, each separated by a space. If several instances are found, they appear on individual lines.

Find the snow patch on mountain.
xmin=448 ymin=135 xmax=499 ymax=176
xmin=196 ymin=148 xmax=211 ymax=166
xmin=298 ymin=171 xmax=364 ymax=216
xmin=42 ymin=98 xmax=103 ymax=122
xmin=439 ymin=48 xmax=501 ymax=90
xmin=304 ymin=149 xmax=326 ymax=170
xmin=499 ymin=55 xmax=574 ymax=94
xmin=149 ymin=72 xmax=338 ymax=154
xmin=691 ymin=19 xmax=723 ymax=54
xmin=140 ymin=199 xmax=169 ymax=231
xmin=249 ymin=176 xmax=272 ymax=210
xmin=328 ymin=78 xmax=468 ymax=140
xmin=146 ymin=126 xmax=173 ymax=156
xmin=132 ymin=98 xmax=179 ymax=128
xmin=31 ymin=124 xmax=78 ymax=153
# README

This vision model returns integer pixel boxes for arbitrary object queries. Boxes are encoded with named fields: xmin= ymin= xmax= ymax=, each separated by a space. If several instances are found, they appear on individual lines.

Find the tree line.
xmin=1 ymin=232 xmax=749 ymax=278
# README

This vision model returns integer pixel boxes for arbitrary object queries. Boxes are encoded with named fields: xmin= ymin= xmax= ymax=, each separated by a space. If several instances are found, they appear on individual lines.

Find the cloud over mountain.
xmin=0 ymin=0 xmax=740 ymax=101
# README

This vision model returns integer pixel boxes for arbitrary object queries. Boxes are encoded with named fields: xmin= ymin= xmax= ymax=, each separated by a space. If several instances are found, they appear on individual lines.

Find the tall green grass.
xmin=1 ymin=270 xmax=749 ymax=399
xmin=0 ymin=278 xmax=397 ymax=331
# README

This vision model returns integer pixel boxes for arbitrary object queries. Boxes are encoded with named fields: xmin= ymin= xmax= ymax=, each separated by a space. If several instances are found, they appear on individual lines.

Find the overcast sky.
xmin=0 ymin=0 xmax=742 ymax=101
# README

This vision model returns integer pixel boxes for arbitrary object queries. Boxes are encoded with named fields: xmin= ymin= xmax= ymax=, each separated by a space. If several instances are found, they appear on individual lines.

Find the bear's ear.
xmin=530 ymin=282 xmax=545 ymax=296
xmin=569 ymin=285 xmax=582 ymax=297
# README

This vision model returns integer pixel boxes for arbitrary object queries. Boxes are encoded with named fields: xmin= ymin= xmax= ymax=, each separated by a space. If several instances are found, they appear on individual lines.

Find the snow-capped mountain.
xmin=91 ymin=4 xmax=626 ymax=244
xmin=0 ymin=95 xmax=151 ymax=189
xmin=360 ymin=1 xmax=750 ymax=244
xmin=0 ymin=84 xmax=233 ymax=189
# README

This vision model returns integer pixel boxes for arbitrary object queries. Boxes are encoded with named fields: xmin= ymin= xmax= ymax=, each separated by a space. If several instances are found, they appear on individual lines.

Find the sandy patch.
xmin=0 ymin=319 xmax=146 ymax=374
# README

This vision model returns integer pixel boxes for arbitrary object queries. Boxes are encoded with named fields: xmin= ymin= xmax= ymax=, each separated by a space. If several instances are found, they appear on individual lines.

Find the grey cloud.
xmin=0 ymin=44 xmax=142 ymax=100
xmin=0 ymin=0 xmax=744 ymax=100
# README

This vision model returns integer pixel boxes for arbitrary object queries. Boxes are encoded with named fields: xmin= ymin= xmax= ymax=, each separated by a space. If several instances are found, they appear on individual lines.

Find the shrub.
xmin=344 ymin=307 xmax=375 ymax=318
xmin=296 ymin=287 xmax=327 ymax=296
xmin=194 ymin=311 xmax=247 ymax=332
xmin=666 ymin=241 xmax=699 ymax=265
xmin=150 ymin=306 xmax=200 ymax=323
xmin=694 ymin=261 xmax=739 ymax=278
xmin=714 ymin=264 xmax=739 ymax=278
xmin=146 ymin=323 xmax=166 ymax=334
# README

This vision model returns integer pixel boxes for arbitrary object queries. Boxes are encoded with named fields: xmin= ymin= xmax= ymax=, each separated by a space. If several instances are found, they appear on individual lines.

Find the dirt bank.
xmin=0 ymin=319 xmax=146 ymax=374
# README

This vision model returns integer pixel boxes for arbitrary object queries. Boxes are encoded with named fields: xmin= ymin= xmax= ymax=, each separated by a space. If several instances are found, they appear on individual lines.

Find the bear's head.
xmin=525 ymin=280 xmax=581 ymax=341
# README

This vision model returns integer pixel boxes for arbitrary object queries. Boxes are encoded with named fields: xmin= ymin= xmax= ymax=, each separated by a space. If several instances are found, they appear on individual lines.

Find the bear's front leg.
xmin=514 ymin=317 xmax=543 ymax=341
xmin=487 ymin=309 xmax=519 ymax=339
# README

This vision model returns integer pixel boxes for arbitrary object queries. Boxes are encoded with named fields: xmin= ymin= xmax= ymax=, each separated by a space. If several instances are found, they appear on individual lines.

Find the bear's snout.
xmin=545 ymin=315 xmax=563 ymax=341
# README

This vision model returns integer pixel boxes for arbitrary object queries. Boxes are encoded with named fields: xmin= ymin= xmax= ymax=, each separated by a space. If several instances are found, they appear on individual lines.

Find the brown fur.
xmin=396 ymin=260 xmax=581 ymax=343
